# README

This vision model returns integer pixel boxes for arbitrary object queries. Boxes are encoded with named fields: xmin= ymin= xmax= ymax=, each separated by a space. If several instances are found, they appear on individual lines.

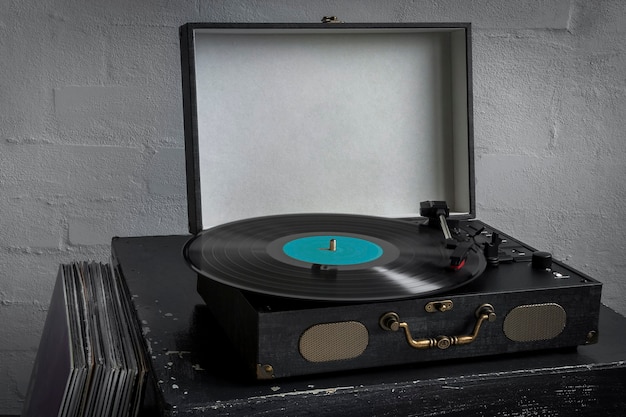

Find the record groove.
xmin=183 ymin=213 xmax=486 ymax=302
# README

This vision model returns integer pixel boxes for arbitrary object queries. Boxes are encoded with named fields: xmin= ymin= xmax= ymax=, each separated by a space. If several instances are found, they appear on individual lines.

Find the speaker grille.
xmin=503 ymin=303 xmax=566 ymax=342
xmin=299 ymin=321 xmax=369 ymax=362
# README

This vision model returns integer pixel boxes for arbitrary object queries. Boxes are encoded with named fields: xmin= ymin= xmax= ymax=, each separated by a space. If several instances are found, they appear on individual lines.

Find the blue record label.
xmin=282 ymin=235 xmax=384 ymax=266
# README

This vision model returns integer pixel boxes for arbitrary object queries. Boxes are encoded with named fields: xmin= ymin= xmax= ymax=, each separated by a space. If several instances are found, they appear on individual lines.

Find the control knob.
xmin=531 ymin=251 xmax=552 ymax=270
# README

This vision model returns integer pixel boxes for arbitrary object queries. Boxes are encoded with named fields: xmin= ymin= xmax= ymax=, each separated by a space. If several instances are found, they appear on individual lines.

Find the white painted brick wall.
xmin=1 ymin=0 xmax=625 ymax=414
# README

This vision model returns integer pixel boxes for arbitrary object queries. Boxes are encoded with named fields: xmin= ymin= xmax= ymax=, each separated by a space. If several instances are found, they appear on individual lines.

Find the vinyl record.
xmin=183 ymin=213 xmax=486 ymax=302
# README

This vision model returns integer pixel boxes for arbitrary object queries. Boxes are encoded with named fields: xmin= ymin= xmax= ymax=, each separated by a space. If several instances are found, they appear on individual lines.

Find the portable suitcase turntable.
xmin=179 ymin=22 xmax=602 ymax=379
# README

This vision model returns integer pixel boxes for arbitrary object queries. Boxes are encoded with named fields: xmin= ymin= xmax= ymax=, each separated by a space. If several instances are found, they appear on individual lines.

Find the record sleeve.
xmin=22 ymin=262 xmax=147 ymax=417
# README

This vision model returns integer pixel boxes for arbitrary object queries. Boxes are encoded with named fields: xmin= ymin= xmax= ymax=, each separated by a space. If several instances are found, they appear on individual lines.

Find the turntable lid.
xmin=181 ymin=23 xmax=475 ymax=233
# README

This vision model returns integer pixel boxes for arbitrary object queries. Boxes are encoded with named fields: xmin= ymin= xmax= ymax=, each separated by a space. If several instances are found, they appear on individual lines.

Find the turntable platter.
xmin=183 ymin=213 xmax=486 ymax=302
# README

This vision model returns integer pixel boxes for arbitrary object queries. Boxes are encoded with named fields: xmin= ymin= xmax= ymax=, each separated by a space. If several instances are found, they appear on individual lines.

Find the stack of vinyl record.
xmin=22 ymin=262 xmax=147 ymax=417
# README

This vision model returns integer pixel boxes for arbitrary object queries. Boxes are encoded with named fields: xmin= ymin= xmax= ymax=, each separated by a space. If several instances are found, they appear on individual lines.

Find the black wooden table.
xmin=111 ymin=235 xmax=626 ymax=416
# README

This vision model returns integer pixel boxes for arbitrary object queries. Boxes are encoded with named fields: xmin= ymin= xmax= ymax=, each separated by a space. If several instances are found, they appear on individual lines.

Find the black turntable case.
xmin=179 ymin=23 xmax=602 ymax=379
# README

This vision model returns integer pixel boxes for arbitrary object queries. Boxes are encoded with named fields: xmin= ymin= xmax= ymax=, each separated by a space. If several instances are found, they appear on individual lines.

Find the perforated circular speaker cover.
xmin=503 ymin=303 xmax=566 ymax=342
xmin=299 ymin=321 xmax=368 ymax=362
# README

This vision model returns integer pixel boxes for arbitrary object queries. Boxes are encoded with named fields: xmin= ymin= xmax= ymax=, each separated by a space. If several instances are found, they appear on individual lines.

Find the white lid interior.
xmin=191 ymin=27 xmax=471 ymax=229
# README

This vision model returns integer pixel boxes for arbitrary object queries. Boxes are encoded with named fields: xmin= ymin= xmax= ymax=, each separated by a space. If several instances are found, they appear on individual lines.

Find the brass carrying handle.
xmin=379 ymin=304 xmax=496 ymax=350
